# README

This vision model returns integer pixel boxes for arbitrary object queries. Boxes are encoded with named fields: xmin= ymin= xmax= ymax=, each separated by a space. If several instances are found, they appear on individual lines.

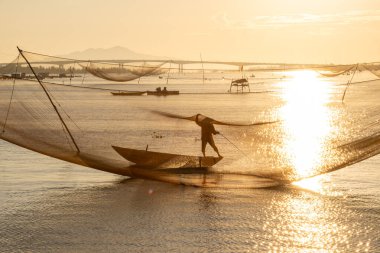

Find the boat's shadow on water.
xmin=117 ymin=174 xmax=324 ymax=197
xmin=118 ymin=164 xmax=289 ymax=189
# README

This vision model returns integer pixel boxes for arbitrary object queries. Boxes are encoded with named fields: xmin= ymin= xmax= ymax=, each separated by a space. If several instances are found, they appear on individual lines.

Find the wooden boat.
xmin=112 ymin=146 xmax=222 ymax=169
xmin=147 ymin=90 xmax=179 ymax=96
xmin=111 ymin=91 xmax=146 ymax=96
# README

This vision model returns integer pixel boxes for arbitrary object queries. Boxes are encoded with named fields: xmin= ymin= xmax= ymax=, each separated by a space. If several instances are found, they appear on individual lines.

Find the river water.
xmin=0 ymin=71 xmax=379 ymax=252
xmin=0 ymin=141 xmax=379 ymax=252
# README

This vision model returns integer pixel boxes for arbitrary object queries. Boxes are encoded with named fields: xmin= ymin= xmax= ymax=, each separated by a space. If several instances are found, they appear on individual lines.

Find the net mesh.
xmin=362 ymin=63 xmax=380 ymax=79
xmin=1 ymin=49 xmax=380 ymax=188
xmin=316 ymin=65 xmax=356 ymax=77
xmin=82 ymin=61 xmax=168 ymax=82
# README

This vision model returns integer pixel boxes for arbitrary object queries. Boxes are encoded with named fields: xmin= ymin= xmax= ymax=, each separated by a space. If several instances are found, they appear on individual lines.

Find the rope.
xmin=341 ymin=64 xmax=359 ymax=103
xmin=2 ymin=54 xmax=20 ymax=135
xmin=45 ymin=87 xmax=83 ymax=132
xmin=18 ymin=47 xmax=81 ymax=154
xmin=218 ymin=132 xmax=250 ymax=159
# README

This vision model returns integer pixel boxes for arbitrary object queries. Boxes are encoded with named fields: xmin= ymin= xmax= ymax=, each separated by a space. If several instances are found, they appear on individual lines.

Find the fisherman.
xmin=195 ymin=114 xmax=222 ymax=158
xmin=163 ymin=86 xmax=168 ymax=93
xmin=156 ymin=87 xmax=162 ymax=92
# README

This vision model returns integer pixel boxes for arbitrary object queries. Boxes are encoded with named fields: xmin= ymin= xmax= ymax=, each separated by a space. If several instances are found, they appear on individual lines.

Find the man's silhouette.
xmin=195 ymin=114 xmax=222 ymax=158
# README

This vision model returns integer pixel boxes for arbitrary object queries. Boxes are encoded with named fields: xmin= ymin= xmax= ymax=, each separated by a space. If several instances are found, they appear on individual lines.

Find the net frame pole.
xmin=341 ymin=63 xmax=359 ymax=102
xmin=200 ymin=53 xmax=205 ymax=85
xmin=17 ymin=47 xmax=80 ymax=154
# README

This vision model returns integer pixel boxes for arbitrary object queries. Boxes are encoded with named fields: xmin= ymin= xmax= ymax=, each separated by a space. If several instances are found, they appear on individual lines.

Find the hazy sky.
xmin=1 ymin=0 xmax=380 ymax=63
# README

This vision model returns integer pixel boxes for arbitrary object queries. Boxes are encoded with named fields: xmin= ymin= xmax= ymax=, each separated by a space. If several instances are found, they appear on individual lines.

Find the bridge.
xmin=1 ymin=58 xmax=333 ymax=73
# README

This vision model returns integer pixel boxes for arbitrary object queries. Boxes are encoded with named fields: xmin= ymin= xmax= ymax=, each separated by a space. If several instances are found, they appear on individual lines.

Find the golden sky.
xmin=1 ymin=0 xmax=380 ymax=63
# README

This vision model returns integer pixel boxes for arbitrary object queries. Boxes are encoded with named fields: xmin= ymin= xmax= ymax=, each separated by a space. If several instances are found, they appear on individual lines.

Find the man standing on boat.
xmin=154 ymin=110 xmax=277 ymax=158
xmin=195 ymin=114 xmax=222 ymax=158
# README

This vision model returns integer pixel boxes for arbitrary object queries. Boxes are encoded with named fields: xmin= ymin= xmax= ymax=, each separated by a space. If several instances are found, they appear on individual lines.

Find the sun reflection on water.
xmin=260 ymin=184 xmax=371 ymax=252
xmin=293 ymin=175 xmax=342 ymax=196
xmin=280 ymin=70 xmax=334 ymax=190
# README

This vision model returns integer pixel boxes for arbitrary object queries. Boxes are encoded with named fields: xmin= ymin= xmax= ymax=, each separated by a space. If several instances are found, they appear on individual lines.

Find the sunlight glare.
xmin=280 ymin=70 xmax=333 ymax=180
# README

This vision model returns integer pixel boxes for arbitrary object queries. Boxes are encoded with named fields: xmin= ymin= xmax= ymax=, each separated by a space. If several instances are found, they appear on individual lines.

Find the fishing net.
xmin=82 ymin=61 xmax=168 ymax=82
xmin=1 ymin=49 xmax=380 ymax=188
xmin=362 ymin=63 xmax=380 ymax=79
xmin=315 ymin=65 xmax=356 ymax=77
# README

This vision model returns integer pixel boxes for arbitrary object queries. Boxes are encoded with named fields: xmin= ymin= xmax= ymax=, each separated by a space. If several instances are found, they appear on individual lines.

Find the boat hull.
xmin=112 ymin=146 xmax=222 ymax=169
xmin=111 ymin=91 xmax=146 ymax=96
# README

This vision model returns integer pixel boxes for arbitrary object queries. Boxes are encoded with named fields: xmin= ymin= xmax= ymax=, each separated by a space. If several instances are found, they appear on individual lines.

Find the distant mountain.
xmin=59 ymin=46 xmax=164 ymax=60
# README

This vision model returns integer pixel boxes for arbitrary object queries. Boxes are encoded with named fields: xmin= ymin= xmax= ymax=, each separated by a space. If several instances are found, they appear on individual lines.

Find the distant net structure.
xmin=1 ymin=48 xmax=380 ymax=188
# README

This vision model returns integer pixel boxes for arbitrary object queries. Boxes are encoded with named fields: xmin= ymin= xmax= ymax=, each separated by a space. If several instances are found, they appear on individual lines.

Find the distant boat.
xmin=111 ymin=91 xmax=146 ymax=96
xmin=112 ymin=146 xmax=222 ymax=169
xmin=147 ymin=90 xmax=179 ymax=96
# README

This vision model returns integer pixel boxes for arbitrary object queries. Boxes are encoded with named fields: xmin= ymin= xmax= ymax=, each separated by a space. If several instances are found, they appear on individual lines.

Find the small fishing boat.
xmin=147 ymin=90 xmax=179 ymax=96
xmin=112 ymin=146 xmax=222 ymax=169
xmin=111 ymin=91 xmax=146 ymax=96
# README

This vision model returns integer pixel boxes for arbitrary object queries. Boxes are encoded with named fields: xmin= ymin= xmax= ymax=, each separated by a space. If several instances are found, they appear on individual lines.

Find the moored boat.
xmin=147 ymin=90 xmax=179 ymax=96
xmin=111 ymin=91 xmax=146 ymax=96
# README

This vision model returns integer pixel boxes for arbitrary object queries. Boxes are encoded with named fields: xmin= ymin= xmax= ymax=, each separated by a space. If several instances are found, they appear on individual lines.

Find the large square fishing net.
xmin=1 ymin=49 xmax=379 ymax=187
